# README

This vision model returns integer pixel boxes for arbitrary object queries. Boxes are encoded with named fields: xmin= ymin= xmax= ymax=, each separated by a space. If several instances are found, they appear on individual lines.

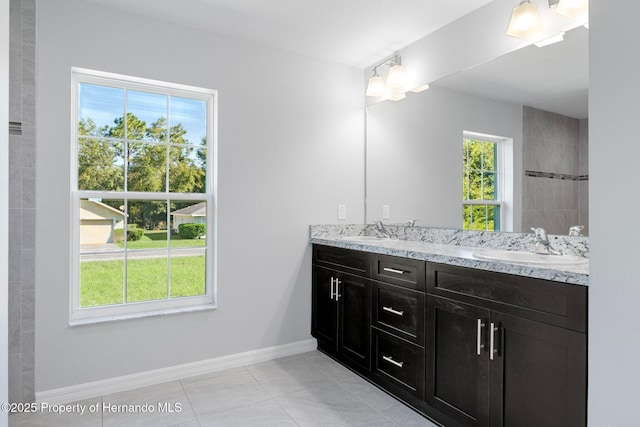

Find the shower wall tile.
xmin=21 ymin=290 xmax=35 ymax=333
xmin=21 ymin=371 xmax=35 ymax=403
xmin=9 ymin=0 xmax=37 ymax=403
xmin=522 ymin=106 xmax=584 ymax=236
xmin=8 ymin=282 xmax=22 ymax=355
xmin=21 ymin=208 xmax=35 ymax=250
xmin=21 ymin=249 xmax=36 ymax=291
xmin=21 ymin=331 xmax=34 ymax=373
xmin=8 ymin=135 xmax=22 ymax=209
xmin=21 ymin=125 xmax=35 ymax=169
xmin=8 ymin=354 xmax=22 ymax=404
xmin=9 ymin=0 xmax=21 ymax=123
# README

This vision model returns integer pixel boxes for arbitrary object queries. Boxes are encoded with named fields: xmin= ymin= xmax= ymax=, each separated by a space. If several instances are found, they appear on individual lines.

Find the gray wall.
xmin=8 ymin=0 xmax=35 ymax=403
xmin=366 ymin=85 xmax=523 ymax=231
xmin=522 ymin=106 xmax=588 ymax=235
xmin=2 ymin=0 xmax=11 ymax=422
xmin=589 ymin=0 xmax=640 ymax=424
xmin=35 ymin=0 xmax=364 ymax=392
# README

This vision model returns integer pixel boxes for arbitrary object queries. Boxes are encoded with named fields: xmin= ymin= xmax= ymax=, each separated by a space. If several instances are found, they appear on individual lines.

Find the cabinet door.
xmin=312 ymin=267 xmax=338 ymax=349
xmin=489 ymin=312 xmax=586 ymax=427
xmin=426 ymin=295 xmax=490 ymax=427
xmin=338 ymin=274 xmax=371 ymax=370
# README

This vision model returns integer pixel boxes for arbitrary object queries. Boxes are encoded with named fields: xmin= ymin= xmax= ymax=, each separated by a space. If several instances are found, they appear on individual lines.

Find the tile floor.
xmin=9 ymin=350 xmax=438 ymax=426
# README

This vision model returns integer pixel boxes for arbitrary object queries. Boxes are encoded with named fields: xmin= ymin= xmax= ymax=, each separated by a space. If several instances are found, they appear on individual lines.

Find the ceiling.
xmin=80 ymin=0 xmax=588 ymax=118
xmin=80 ymin=0 xmax=494 ymax=68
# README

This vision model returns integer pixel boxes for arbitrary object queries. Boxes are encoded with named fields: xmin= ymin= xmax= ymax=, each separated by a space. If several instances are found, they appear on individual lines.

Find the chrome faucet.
xmin=407 ymin=219 xmax=418 ymax=227
xmin=569 ymin=225 xmax=584 ymax=237
xmin=531 ymin=227 xmax=561 ymax=255
xmin=375 ymin=221 xmax=391 ymax=239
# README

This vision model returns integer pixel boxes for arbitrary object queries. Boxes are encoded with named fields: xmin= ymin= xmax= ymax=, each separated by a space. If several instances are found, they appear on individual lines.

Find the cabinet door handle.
xmin=330 ymin=278 xmax=335 ymax=301
xmin=335 ymin=278 xmax=341 ymax=302
xmin=490 ymin=322 xmax=499 ymax=360
xmin=383 ymin=306 xmax=404 ymax=316
xmin=477 ymin=319 xmax=486 ymax=355
xmin=383 ymin=267 xmax=405 ymax=275
xmin=382 ymin=355 xmax=404 ymax=368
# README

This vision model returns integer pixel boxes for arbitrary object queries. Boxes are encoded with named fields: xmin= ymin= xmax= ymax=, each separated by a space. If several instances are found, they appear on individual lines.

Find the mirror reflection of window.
xmin=462 ymin=132 xmax=511 ymax=231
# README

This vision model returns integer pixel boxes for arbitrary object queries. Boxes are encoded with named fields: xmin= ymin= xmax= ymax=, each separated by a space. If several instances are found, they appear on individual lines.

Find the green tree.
xmin=463 ymin=138 xmax=499 ymax=231
xmin=77 ymin=118 xmax=124 ymax=191
xmin=78 ymin=112 xmax=207 ymax=230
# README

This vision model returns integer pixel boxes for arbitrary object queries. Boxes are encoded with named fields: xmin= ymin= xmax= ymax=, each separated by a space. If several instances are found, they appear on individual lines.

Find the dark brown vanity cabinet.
xmin=425 ymin=263 xmax=587 ymax=427
xmin=370 ymin=254 xmax=426 ymax=401
xmin=311 ymin=245 xmax=588 ymax=427
xmin=312 ymin=246 xmax=371 ymax=372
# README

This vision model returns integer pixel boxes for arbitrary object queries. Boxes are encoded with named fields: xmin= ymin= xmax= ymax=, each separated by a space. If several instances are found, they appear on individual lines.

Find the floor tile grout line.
xmin=177 ymin=378 xmax=202 ymax=427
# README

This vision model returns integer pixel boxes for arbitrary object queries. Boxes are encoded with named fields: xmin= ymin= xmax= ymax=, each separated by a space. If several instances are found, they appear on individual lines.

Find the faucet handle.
xmin=569 ymin=225 xmax=584 ymax=237
xmin=531 ymin=227 xmax=548 ymax=241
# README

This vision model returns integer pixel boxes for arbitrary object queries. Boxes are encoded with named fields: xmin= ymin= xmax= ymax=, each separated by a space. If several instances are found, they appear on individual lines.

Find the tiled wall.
xmin=8 ymin=0 xmax=36 ymax=403
xmin=522 ymin=106 xmax=589 ymax=236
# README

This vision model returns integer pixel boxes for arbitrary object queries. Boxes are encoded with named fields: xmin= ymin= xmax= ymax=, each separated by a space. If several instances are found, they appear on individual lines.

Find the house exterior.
xmin=79 ymin=200 xmax=126 ymax=245
xmin=171 ymin=202 xmax=207 ymax=231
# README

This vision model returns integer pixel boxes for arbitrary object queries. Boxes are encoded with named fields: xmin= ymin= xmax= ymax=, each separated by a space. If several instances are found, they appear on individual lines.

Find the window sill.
xmin=69 ymin=303 xmax=217 ymax=326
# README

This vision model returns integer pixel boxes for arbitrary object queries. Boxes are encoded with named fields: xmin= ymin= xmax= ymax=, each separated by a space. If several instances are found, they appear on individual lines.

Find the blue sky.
xmin=78 ymin=83 xmax=207 ymax=145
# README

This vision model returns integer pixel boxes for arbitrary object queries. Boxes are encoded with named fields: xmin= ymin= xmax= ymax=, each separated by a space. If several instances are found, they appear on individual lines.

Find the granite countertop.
xmin=310 ymin=225 xmax=589 ymax=287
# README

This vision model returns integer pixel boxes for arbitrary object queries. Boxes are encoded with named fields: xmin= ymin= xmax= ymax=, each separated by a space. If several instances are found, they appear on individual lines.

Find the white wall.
xmin=588 ymin=0 xmax=640 ymax=424
xmin=35 ymin=0 xmax=364 ymax=392
xmin=1 ymin=0 xmax=10 ymax=423
xmin=366 ymin=86 xmax=522 ymax=230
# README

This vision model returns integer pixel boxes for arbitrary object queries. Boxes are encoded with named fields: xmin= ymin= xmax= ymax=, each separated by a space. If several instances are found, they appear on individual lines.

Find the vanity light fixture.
xmin=554 ymin=0 xmax=588 ymax=18
xmin=506 ymin=1 xmax=544 ymax=38
xmin=366 ymin=54 xmax=415 ymax=100
xmin=365 ymin=69 xmax=386 ymax=97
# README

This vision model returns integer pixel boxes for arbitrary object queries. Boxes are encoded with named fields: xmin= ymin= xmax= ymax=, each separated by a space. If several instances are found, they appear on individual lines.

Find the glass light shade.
xmin=506 ymin=2 xmax=543 ymax=38
xmin=556 ymin=0 xmax=588 ymax=18
xmin=366 ymin=74 xmax=386 ymax=97
xmin=386 ymin=64 xmax=408 ymax=89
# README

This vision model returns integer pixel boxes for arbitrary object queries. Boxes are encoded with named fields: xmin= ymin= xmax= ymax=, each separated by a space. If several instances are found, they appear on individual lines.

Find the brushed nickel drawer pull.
xmin=383 ymin=306 xmax=404 ymax=316
xmin=383 ymin=267 xmax=405 ymax=275
xmin=477 ymin=319 xmax=485 ymax=356
xmin=382 ymin=356 xmax=404 ymax=368
xmin=490 ymin=322 xmax=499 ymax=360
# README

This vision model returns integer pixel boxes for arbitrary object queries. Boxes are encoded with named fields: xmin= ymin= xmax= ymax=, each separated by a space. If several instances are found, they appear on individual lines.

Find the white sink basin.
xmin=337 ymin=235 xmax=394 ymax=243
xmin=472 ymin=249 xmax=588 ymax=266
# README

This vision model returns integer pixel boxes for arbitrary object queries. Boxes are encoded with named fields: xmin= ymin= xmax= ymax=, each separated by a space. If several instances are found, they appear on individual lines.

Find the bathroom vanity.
xmin=310 ymin=225 xmax=587 ymax=427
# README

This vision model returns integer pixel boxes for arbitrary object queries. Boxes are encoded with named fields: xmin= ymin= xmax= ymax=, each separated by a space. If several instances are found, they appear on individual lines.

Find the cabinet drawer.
xmin=371 ymin=254 xmax=425 ymax=291
xmin=372 ymin=329 xmax=425 ymax=399
xmin=427 ymin=262 xmax=587 ymax=333
xmin=313 ymin=245 xmax=369 ymax=276
xmin=372 ymin=282 xmax=425 ymax=346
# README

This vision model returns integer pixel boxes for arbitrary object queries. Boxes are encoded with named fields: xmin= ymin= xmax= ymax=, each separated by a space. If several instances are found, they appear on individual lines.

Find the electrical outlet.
xmin=382 ymin=205 xmax=390 ymax=219
xmin=338 ymin=204 xmax=346 ymax=220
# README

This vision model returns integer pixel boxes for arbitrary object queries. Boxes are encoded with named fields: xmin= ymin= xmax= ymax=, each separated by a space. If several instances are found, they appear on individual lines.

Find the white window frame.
xmin=69 ymin=68 xmax=218 ymax=325
xmin=462 ymin=131 xmax=514 ymax=232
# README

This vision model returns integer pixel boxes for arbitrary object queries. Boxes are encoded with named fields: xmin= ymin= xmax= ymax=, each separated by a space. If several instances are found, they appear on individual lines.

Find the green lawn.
xmin=80 ymin=255 xmax=205 ymax=307
xmin=117 ymin=230 xmax=206 ymax=249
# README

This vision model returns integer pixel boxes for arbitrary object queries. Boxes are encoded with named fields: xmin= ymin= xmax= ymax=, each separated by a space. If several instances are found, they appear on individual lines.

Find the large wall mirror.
xmin=366 ymin=26 xmax=588 ymax=236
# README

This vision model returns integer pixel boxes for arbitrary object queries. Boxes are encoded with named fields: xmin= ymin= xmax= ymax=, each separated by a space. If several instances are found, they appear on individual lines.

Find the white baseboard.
xmin=36 ymin=338 xmax=317 ymax=405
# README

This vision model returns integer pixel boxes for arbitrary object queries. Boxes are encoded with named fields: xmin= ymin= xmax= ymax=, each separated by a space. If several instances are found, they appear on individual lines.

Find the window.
xmin=462 ymin=132 xmax=511 ymax=232
xmin=70 ymin=68 xmax=217 ymax=324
